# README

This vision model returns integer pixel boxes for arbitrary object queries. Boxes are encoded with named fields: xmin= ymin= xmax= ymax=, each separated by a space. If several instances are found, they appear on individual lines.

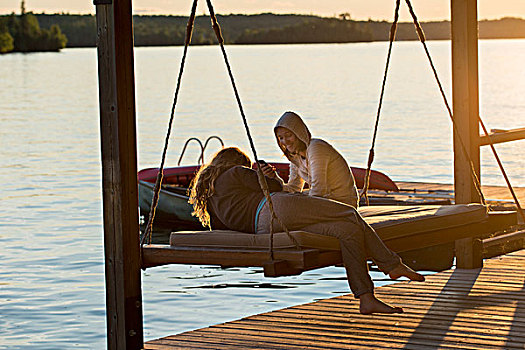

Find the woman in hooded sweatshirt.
xmin=189 ymin=147 xmax=424 ymax=315
xmin=260 ymin=111 xmax=359 ymax=207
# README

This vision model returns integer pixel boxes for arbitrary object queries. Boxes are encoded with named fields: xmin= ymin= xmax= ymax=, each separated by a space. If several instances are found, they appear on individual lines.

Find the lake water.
xmin=1 ymin=40 xmax=524 ymax=349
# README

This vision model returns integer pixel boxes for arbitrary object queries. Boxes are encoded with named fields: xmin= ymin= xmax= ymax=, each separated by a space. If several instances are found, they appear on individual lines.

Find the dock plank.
xmin=396 ymin=182 xmax=525 ymax=202
xmin=146 ymin=249 xmax=525 ymax=349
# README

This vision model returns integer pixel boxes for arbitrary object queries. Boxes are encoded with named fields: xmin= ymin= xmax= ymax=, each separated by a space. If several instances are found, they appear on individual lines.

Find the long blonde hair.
xmin=188 ymin=147 xmax=251 ymax=228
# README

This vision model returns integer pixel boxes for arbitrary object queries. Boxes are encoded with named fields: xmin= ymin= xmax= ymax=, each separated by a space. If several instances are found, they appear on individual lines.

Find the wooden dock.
xmin=397 ymin=182 xmax=525 ymax=203
xmin=145 ymin=249 xmax=525 ymax=349
xmin=378 ymin=182 xmax=525 ymax=212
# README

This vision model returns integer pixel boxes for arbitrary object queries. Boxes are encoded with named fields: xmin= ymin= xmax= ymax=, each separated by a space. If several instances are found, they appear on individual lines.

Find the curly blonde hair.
xmin=188 ymin=147 xmax=251 ymax=228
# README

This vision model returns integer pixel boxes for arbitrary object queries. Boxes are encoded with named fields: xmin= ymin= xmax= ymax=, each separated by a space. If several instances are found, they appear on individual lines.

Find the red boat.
xmin=138 ymin=162 xmax=399 ymax=191
xmin=138 ymin=162 xmax=400 ymax=227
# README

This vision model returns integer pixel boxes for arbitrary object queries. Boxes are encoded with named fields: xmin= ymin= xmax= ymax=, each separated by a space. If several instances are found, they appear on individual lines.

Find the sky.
xmin=1 ymin=0 xmax=524 ymax=21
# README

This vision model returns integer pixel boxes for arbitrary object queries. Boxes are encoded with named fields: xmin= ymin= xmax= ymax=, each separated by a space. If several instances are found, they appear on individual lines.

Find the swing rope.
xmin=406 ymin=0 xmax=523 ymax=222
xmin=362 ymin=0 xmax=488 ymax=208
xmin=141 ymin=0 xmax=199 ymax=254
xmin=404 ymin=0 xmax=486 ymax=206
xmin=205 ymin=0 xmax=300 ymax=257
xmin=392 ymin=0 xmax=525 ymax=221
xmin=478 ymin=118 xmax=525 ymax=222
xmin=410 ymin=0 xmax=524 ymax=221
xmin=361 ymin=0 xmax=401 ymax=205
xmin=142 ymin=0 xmax=300 ymax=266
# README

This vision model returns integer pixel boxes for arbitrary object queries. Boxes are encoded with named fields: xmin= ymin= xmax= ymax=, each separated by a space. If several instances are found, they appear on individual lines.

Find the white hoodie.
xmin=274 ymin=111 xmax=358 ymax=207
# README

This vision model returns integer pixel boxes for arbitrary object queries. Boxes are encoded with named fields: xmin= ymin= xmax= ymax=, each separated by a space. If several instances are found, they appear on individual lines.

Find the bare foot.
xmin=388 ymin=263 xmax=425 ymax=282
xmin=359 ymin=293 xmax=403 ymax=315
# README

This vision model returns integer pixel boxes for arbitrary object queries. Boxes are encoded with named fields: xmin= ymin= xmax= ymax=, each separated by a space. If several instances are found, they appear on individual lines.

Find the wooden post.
xmin=451 ymin=0 xmax=483 ymax=269
xmin=95 ymin=0 xmax=143 ymax=349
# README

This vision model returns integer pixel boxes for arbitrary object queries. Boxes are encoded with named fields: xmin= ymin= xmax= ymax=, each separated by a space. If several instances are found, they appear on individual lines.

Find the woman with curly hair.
xmin=189 ymin=146 xmax=424 ymax=315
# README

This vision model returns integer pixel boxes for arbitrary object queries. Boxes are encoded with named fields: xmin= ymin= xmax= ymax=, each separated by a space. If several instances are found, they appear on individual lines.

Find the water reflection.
xmin=184 ymin=282 xmax=303 ymax=289
xmin=1 ymin=41 xmax=524 ymax=349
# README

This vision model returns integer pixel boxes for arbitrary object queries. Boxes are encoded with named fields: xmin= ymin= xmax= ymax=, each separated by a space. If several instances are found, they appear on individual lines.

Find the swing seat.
xmin=142 ymin=203 xmax=488 ymax=276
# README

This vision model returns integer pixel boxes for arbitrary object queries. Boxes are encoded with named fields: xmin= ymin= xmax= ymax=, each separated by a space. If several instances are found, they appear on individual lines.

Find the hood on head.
xmin=274 ymin=112 xmax=312 ymax=156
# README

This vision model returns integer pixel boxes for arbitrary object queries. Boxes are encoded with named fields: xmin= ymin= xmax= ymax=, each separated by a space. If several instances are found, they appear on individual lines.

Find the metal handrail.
xmin=201 ymin=135 xmax=224 ymax=162
xmin=177 ymin=137 xmax=204 ymax=166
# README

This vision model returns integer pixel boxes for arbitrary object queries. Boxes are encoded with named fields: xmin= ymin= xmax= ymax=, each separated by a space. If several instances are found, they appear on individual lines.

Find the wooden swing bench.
xmin=140 ymin=0 xmax=521 ymax=278
xmin=142 ymin=203 xmax=490 ymax=276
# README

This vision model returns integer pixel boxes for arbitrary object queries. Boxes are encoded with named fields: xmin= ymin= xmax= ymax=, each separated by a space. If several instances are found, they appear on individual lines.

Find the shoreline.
xmin=3 ymin=36 xmax=524 ymax=53
xmin=2 ymin=13 xmax=524 ymax=53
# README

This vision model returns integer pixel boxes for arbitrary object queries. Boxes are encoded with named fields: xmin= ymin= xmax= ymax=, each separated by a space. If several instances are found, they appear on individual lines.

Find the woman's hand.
xmin=258 ymin=162 xmax=277 ymax=179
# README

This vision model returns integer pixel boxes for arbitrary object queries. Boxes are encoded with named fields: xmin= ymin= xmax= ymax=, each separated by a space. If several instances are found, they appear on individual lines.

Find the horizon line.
xmin=0 ymin=10 xmax=524 ymax=22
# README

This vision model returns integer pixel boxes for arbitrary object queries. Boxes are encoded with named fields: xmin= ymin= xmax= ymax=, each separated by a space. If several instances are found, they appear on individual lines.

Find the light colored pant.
xmin=256 ymin=192 xmax=400 ymax=297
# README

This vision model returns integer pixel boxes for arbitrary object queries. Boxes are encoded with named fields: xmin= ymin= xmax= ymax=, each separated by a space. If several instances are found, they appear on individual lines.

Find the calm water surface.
xmin=1 ymin=40 xmax=524 ymax=349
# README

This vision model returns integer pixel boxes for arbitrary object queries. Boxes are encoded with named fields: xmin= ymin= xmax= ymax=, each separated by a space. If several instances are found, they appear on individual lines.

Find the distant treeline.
xmin=2 ymin=13 xmax=525 ymax=50
xmin=0 ymin=11 xmax=66 ymax=53
xmin=236 ymin=18 xmax=373 ymax=44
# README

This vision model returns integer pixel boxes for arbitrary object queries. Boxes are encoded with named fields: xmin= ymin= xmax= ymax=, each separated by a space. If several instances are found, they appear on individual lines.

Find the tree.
xmin=4 ymin=3 xmax=67 ymax=52
xmin=339 ymin=13 xmax=351 ymax=21
xmin=0 ymin=19 xmax=14 ymax=53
